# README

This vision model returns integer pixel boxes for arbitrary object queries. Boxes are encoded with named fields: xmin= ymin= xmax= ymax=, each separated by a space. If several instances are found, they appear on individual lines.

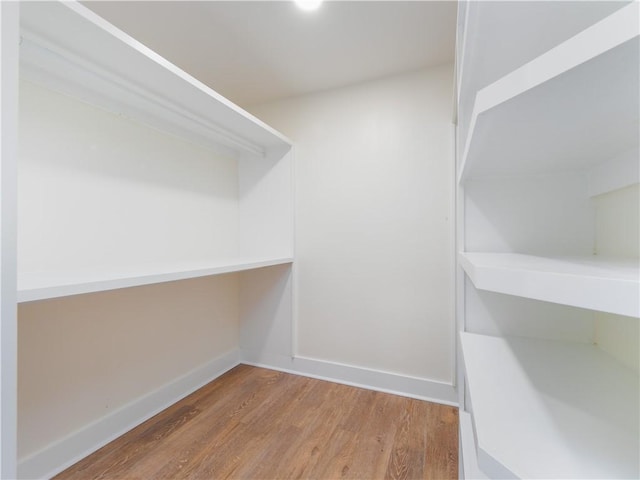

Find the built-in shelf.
xmin=460 ymin=252 xmax=640 ymax=318
xmin=18 ymin=257 xmax=293 ymax=303
xmin=458 ymin=2 xmax=639 ymax=183
xmin=19 ymin=1 xmax=292 ymax=159
xmin=460 ymin=332 xmax=639 ymax=479
xmin=459 ymin=411 xmax=488 ymax=480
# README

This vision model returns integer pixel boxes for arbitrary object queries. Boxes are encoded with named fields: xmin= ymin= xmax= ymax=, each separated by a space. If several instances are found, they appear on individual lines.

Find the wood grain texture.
xmin=55 ymin=365 xmax=458 ymax=480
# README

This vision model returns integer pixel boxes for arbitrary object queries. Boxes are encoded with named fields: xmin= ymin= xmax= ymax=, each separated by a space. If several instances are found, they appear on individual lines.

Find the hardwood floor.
xmin=55 ymin=365 xmax=458 ymax=480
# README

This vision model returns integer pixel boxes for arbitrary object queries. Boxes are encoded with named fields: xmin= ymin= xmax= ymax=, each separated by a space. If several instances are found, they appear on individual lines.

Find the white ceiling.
xmin=84 ymin=1 xmax=457 ymax=107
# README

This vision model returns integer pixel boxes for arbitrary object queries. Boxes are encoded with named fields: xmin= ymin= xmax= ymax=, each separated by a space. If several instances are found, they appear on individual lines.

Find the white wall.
xmin=250 ymin=66 xmax=455 ymax=383
xmin=18 ymin=80 xmax=239 ymax=274
xmin=18 ymin=275 xmax=239 ymax=461
xmin=465 ymin=173 xmax=594 ymax=255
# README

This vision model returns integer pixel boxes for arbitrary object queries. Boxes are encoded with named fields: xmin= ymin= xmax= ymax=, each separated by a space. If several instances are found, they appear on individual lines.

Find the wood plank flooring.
xmin=55 ymin=365 xmax=458 ymax=480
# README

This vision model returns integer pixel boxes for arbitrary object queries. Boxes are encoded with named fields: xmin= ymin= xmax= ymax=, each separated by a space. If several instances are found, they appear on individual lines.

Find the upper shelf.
xmin=19 ymin=1 xmax=292 ymax=160
xmin=458 ymin=2 xmax=639 ymax=183
xmin=460 ymin=252 xmax=640 ymax=318
xmin=461 ymin=332 xmax=639 ymax=479
xmin=18 ymin=257 xmax=293 ymax=303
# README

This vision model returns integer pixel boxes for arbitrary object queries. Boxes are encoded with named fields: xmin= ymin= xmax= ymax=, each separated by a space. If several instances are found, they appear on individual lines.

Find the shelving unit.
xmin=19 ymin=1 xmax=290 ymax=159
xmin=17 ymin=0 xmax=295 ymax=298
xmin=5 ymin=2 xmax=296 ymax=478
xmin=456 ymin=1 xmax=639 ymax=479
xmin=459 ymin=253 xmax=639 ymax=318
xmin=461 ymin=333 xmax=639 ymax=479
xmin=458 ymin=3 xmax=638 ymax=182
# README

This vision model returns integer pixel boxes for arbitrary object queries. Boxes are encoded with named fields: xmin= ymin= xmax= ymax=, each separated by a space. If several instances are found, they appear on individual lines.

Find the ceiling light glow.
xmin=295 ymin=0 xmax=323 ymax=12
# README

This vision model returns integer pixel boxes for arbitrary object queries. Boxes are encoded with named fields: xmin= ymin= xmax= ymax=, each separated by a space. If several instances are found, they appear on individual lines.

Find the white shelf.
xmin=19 ymin=1 xmax=292 ymax=159
xmin=18 ymin=257 xmax=293 ymax=303
xmin=460 ymin=252 xmax=640 ymax=318
xmin=460 ymin=332 xmax=639 ymax=479
xmin=459 ymin=411 xmax=488 ymax=480
xmin=459 ymin=2 xmax=639 ymax=182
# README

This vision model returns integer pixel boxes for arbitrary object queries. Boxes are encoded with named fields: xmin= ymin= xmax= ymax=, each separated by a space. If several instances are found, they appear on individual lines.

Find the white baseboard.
xmin=18 ymin=349 xmax=241 ymax=480
xmin=241 ymin=351 xmax=458 ymax=406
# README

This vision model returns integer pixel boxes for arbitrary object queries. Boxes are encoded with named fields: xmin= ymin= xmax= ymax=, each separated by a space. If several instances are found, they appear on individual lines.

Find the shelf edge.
xmin=459 ymin=252 xmax=640 ymax=318
xmin=18 ymin=258 xmax=294 ymax=303
xmin=19 ymin=1 xmax=293 ymax=160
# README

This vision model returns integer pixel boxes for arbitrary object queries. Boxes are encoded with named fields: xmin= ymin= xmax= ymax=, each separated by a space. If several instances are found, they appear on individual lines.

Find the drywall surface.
xmin=18 ymin=80 xmax=239 ymax=274
xmin=594 ymin=183 xmax=639 ymax=372
xmin=18 ymin=275 xmax=239 ymax=460
xmin=464 ymin=173 xmax=594 ymax=255
xmin=250 ymin=66 xmax=455 ymax=382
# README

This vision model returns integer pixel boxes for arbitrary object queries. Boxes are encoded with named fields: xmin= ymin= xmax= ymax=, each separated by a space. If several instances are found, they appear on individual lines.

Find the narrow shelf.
xmin=18 ymin=257 xmax=293 ymax=303
xmin=19 ymin=1 xmax=292 ymax=159
xmin=460 ymin=252 xmax=640 ymax=318
xmin=459 ymin=2 xmax=639 ymax=182
xmin=460 ymin=332 xmax=639 ymax=479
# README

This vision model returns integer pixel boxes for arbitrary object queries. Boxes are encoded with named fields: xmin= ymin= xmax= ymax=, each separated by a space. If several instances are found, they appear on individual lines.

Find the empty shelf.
xmin=460 ymin=332 xmax=639 ymax=479
xmin=459 ymin=2 xmax=639 ymax=182
xmin=18 ymin=257 xmax=293 ymax=302
xmin=460 ymin=252 xmax=640 ymax=318
xmin=19 ymin=1 xmax=292 ymax=159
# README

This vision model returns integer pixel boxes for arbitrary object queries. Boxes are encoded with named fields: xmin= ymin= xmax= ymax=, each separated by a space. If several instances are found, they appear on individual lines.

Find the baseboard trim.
xmin=241 ymin=351 xmax=458 ymax=406
xmin=18 ymin=349 xmax=241 ymax=480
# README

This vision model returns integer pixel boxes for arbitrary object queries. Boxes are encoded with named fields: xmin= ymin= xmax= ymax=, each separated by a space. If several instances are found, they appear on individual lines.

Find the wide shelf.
xmin=460 ymin=332 xmax=639 ymax=479
xmin=458 ymin=2 xmax=639 ymax=182
xmin=18 ymin=257 xmax=293 ymax=303
xmin=19 ymin=1 xmax=292 ymax=159
xmin=460 ymin=252 xmax=640 ymax=318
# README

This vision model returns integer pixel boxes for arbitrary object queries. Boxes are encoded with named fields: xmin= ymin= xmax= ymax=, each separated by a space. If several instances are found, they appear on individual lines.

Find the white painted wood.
xmin=464 ymin=278 xmax=595 ymax=344
xmin=456 ymin=3 xmax=639 ymax=479
xmin=594 ymin=184 xmax=640 ymax=372
xmin=0 ymin=2 xmax=19 ymax=477
xmin=459 ymin=2 xmax=639 ymax=182
xmin=459 ymin=411 xmax=488 ymax=480
xmin=15 ymin=2 xmax=294 ymax=475
xmin=238 ymin=148 xmax=294 ymax=259
xmin=460 ymin=333 xmax=639 ymax=479
xmin=17 ymin=1 xmax=294 ymax=292
xmin=588 ymin=148 xmax=640 ymax=197
xmin=18 ymin=349 xmax=240 ymax=480
xmin=18 ymin=257 xmax=293 ymax=303
xmin=239 ymin=263 xmax=294 ymax=365
xmin=456 ymin=1 xmax=626 ymax=158
xmin=460 ymin=252 xmax=639 ymax=318
xmin=19 ymin=1 xmax=291 ymax=159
